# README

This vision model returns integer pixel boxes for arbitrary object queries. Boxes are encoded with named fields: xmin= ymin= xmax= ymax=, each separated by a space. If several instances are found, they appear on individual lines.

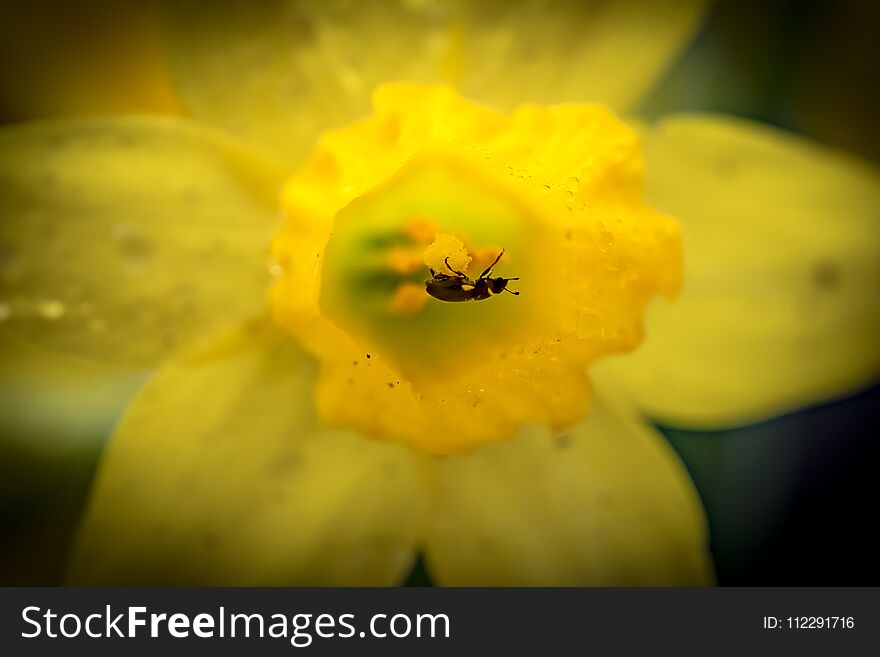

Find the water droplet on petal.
xmin=268 ymin=255 xmax=286 ymax=277
xmin=38 ymin=299 xmax=66 ymax=320
xmin=112 ymin=223 xmax=154 ymax=269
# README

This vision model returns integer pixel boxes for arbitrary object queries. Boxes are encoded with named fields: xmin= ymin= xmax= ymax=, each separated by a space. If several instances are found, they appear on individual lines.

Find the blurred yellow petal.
xmin=0 ymin=0 xmax=180 ymax=120
xmin=0 ymin=332 xmax=143 ymax=454
xmin=593 ymin=115 xmax=880 ymax=428
xmin=0 ymin=117 xmax=287 ymax=367
xmin=68 ymin=320 xmax=428 ymax=585
xmin=424 ymin=388 xmax=713 ymax=585
xmin=158 ymin=0 xmax=708 ymax=165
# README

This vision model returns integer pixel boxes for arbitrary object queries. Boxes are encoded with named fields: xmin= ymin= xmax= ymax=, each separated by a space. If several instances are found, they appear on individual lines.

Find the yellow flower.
xmin=1 ymin=1 xmax=878 ymax=586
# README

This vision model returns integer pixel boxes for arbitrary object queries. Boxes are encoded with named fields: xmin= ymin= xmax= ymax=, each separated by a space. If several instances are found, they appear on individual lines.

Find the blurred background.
xmin=637 ymin=0 xmax=880 ymax=585
xmin=0 ymin=0 xmax=878 ymax=585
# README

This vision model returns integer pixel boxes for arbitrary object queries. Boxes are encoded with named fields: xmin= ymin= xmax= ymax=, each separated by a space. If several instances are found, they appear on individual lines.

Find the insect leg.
xmin=444 ymin=257 xmax=469 ymax=278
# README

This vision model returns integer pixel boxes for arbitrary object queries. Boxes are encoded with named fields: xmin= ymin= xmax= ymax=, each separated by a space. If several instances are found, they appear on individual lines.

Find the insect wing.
xmin=425 ymin=277 xmax=475 ymax=302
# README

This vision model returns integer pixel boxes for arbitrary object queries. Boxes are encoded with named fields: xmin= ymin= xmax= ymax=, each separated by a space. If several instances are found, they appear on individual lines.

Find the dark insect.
xmin=425 ymin=250 xmax=520 ymax=302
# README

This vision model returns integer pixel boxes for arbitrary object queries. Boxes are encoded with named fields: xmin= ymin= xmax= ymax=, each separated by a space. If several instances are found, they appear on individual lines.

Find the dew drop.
xmin=0 ymin=302 xmax=11 ymax=321
xmin=268 ymin=255 xmax=285 ymax=277
xmin=38 ymin=299 xmax=66 ymax=320
xmin=112 ymin=224 xmax=154 ymax=268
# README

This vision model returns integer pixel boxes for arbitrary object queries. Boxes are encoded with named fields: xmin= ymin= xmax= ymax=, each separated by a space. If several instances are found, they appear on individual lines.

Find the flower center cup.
xmin=270 ymin=83 xmax=682 ymax=455
xmin=320 ymin=155 xmax=545 ymax=382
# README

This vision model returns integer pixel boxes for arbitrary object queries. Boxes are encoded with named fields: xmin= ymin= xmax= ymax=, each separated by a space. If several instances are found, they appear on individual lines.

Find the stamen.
xmin=424 ymin=233 xmax=471 ymax=274
xmin=405 ymin=216 xmax=439 ymax=244
xmin=390 ymin=282 xmax=428 ymax=314
xmin=386 ymin=246 xmax=425 ymax=275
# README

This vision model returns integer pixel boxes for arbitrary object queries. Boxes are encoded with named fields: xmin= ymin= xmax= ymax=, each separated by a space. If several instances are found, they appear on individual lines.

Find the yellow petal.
xmin=68 ymin=320 xmax=427 ymax=585
xmin=0 ymin=0 xmax=180 ymax=119
xmin=0 ymin=117 xmax=287 ymax=368
xmin=593 ymin=115 xmax=880 ymax=428
xmin=157 ymin=0 xmax=708 ymax=165
xmin=424 ymin=388 xmax=713 ymax=585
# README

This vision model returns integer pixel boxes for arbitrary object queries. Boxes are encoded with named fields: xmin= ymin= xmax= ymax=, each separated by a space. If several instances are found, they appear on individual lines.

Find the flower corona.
xmin=269 ymin=83 xmax=682 ymax=454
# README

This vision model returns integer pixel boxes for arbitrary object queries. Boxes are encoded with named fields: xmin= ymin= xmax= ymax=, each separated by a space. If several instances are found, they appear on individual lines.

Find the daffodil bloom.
xmin=1 ymin=1 xmax=878 ymax=586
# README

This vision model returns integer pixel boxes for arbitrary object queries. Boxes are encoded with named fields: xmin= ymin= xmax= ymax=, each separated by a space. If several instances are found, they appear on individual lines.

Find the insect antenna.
xmin=479 ymin=249 xmax=506 ymax=279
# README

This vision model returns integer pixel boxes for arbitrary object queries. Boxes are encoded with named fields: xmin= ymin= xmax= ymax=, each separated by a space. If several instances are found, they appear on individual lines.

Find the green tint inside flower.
xmin=320 ymin=156 xmax=535 ymax=380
